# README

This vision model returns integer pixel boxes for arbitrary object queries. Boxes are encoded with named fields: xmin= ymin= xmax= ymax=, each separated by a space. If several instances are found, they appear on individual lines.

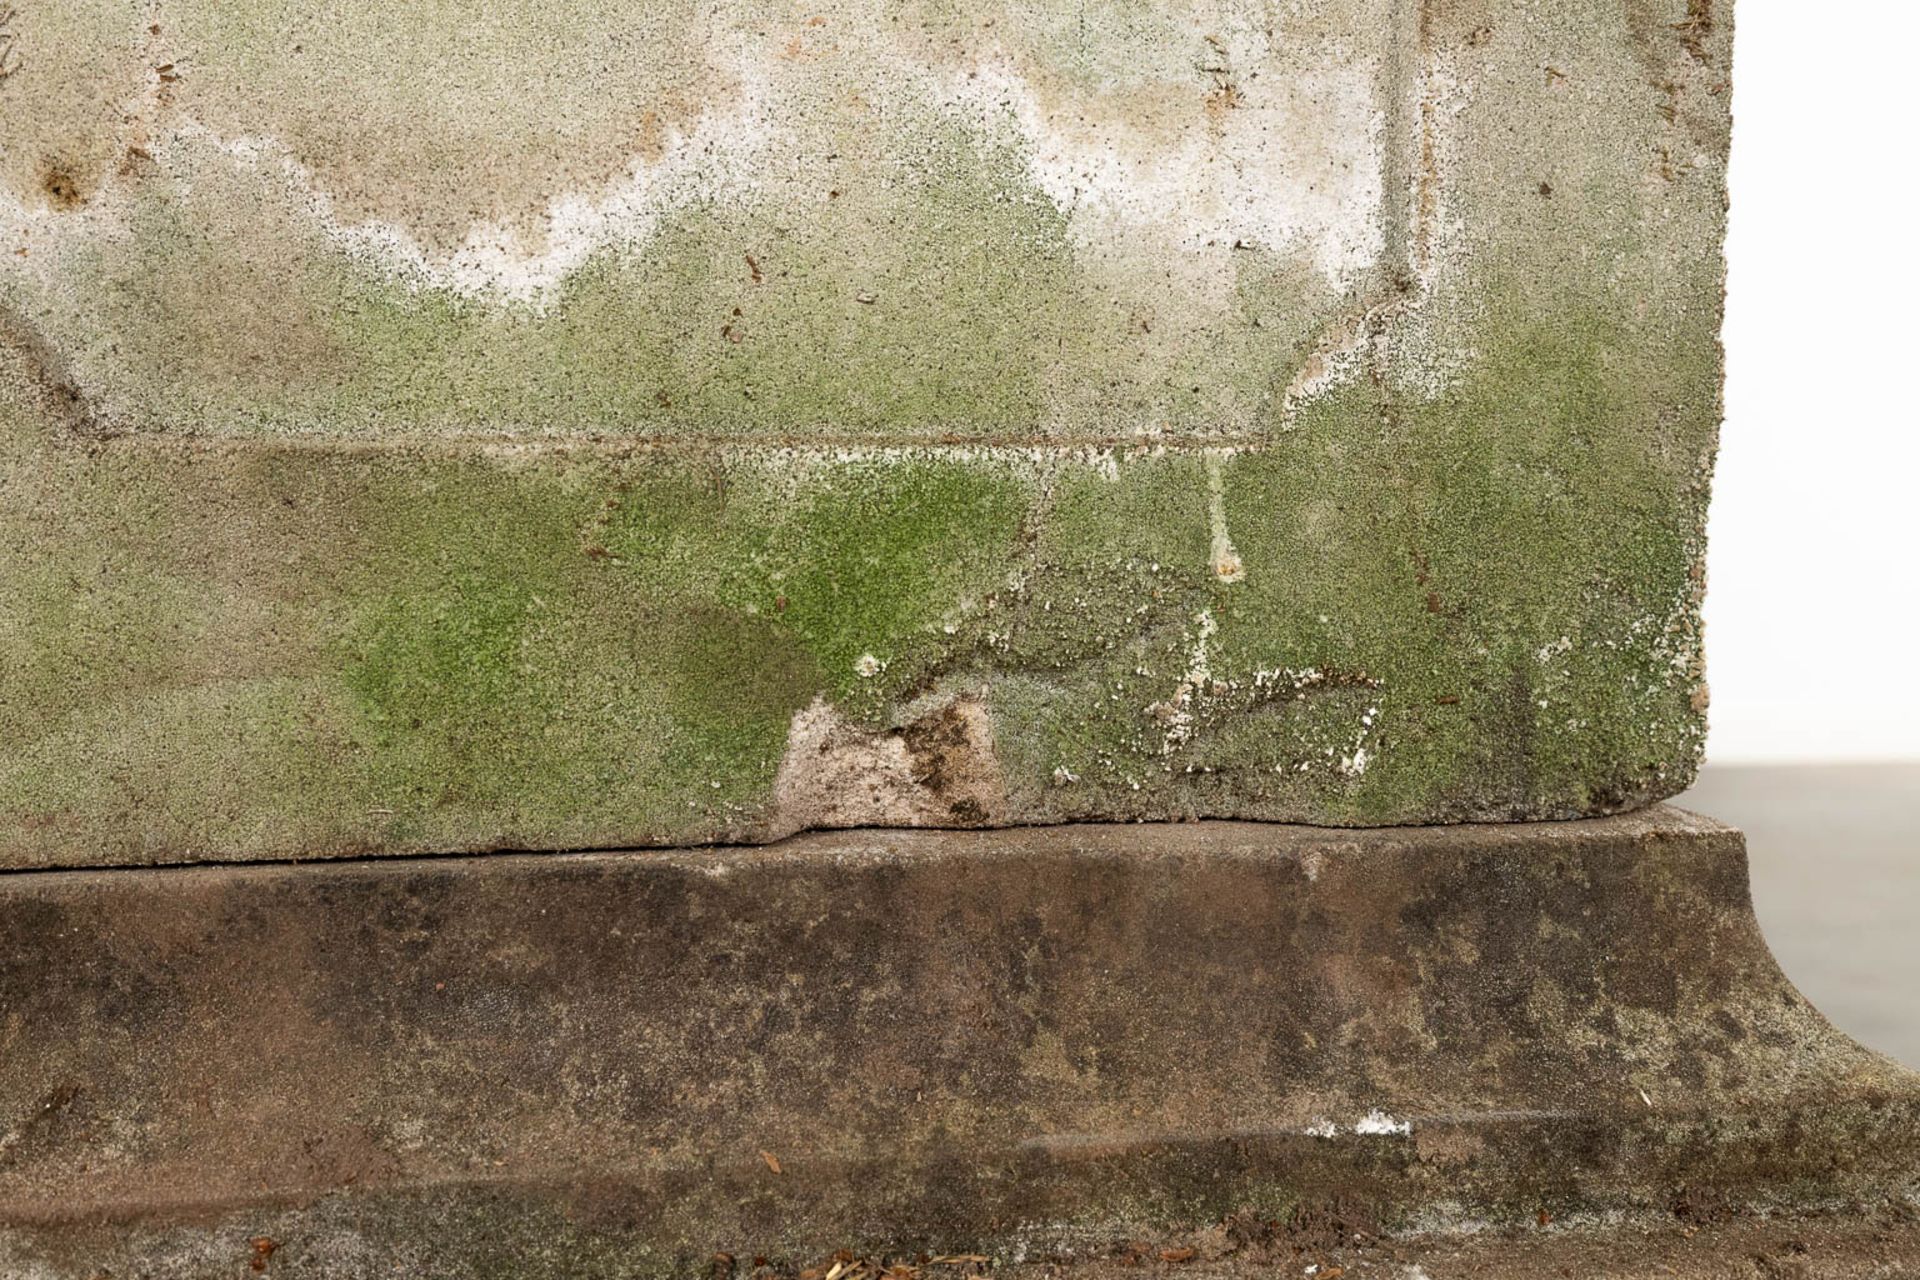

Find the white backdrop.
xmin=1705 ymin=2 xmax=1919 ymax=762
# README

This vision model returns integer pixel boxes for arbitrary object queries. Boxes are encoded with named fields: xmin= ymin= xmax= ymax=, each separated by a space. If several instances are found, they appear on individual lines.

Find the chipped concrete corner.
xmin=775 ymin=694 xmax=1006 ymax=831
xmin=0 ymin=0 xmax=1732 ymax=864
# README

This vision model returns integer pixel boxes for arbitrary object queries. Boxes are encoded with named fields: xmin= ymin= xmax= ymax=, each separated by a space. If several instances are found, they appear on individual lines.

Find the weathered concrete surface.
xmin=0 ymin=1 xmax=1730 ymax=863
xmin=16 ymin=1207 xmax=1920 ymax=1280
xmin=614 ymin=1213 xmax=1920 ymax=1280
xmin=2 ymin=808 xmax=1914 ymax=1275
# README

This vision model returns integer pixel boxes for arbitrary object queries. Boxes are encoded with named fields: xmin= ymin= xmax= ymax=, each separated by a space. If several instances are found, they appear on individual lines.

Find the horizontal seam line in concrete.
xmin=66 ymin=433 xmax=1291 ymax=457
xmin=0 ymin=806 xmax=1730 ymax=884
xmin=6 ymin=1105 xmax=1828 ymax=1231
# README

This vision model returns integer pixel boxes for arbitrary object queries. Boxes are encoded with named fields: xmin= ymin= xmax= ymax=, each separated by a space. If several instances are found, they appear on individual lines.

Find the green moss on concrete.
xmin=921 ymin=273 xmax=1711 ymax=828
xmin=326 ymin=460 xmax=821 ymax=850
xmin=597 ymin=454 xmax=1035 ymax=705
xmin=0 ymin=0 xmax=1724 ymax=863
xmin=0 ymin=242 xmax=1714 ymax=863
xmin=749 ymin=459 xmax=1036 ymax=706
xmin=342 ymin=569 xmax=554 ymax=812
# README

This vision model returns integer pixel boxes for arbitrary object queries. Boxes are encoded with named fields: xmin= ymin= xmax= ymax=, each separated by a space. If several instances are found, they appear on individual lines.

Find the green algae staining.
xmin=0 ymin=0 xmax=1727 ymax=861
xmin=0 ymin=269 xmax=1718 ymax=861
xmin=0 ymin=411 xmax=1706 ymax=863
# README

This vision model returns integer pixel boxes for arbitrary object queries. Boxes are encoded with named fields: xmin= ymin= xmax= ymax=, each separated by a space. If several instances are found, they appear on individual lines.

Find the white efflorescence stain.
xmin=0 ymin=73 xmax=777 ymax=312
xmin=183 ymin=93 xmax=777 ymax=310
xmin=3 ymin=6 xmax=1388 ymax=317
xmin=1304 ymin=1109 xmax=1412 ymax=1138
xmin=946 ymin=54 xmax=1384 ymax=292
xmin=1353 ymin=1108 xmax=1411 ymax=1136
xmin=1149 ymin=608 xmax=1219 ymax=754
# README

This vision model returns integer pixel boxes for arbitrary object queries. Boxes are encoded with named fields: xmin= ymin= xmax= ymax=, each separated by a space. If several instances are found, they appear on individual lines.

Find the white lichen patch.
xmin=1303 ymin=1110 xmax=1412 ymax=1138
xmin=1148 ymin=609 xmax=1219 ymax=754
xmin=1337 ymin=704 xmax=1381 ymax=779
xmin=1354 ymin=1108 xmax=1412 ymax=1136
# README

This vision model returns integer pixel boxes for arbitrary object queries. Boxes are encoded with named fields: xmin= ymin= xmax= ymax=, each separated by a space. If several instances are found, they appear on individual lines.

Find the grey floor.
xmin=1674 ymin=763 xmax=1919 ymax=1067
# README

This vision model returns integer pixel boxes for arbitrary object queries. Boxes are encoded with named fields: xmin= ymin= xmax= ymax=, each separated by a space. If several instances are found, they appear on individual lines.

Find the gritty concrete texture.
xmin=717 ymin=1210 xmax=1920 ymax=1280
xmin=3 ymin=807 xmax=1916 ymax=1275
xmin=16 ymin=1209 xmax=1920 ymax=1280
xmin=0 ymin=0 xmax=1731 ymax=864
xmin=806 ymin=1210 xmax=1920 ymax=1280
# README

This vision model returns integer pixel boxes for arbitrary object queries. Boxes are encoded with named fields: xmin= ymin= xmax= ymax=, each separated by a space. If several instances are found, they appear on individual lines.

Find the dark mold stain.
xmin=37 ymin=161 xmax=86 ymax=211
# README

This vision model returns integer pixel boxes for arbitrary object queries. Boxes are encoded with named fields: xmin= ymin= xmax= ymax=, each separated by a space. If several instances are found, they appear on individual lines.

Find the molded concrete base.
xmin=1 ymin=808 xmax=1915 ymax=1276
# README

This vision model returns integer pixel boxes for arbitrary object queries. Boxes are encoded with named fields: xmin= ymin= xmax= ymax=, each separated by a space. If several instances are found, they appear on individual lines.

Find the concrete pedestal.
xmin=2 ymin=807 xmax=1914 ymax=1276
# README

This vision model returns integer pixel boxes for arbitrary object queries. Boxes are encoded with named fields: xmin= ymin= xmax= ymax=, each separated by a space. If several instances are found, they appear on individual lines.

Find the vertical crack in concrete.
xmin=1277 ymin=0 xmax=1438 ymax=430
xmin=1409 ymin=0 xmax=1442 ymax=280
xmin=1367 ymin=0 xmax=1458 ymax=632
